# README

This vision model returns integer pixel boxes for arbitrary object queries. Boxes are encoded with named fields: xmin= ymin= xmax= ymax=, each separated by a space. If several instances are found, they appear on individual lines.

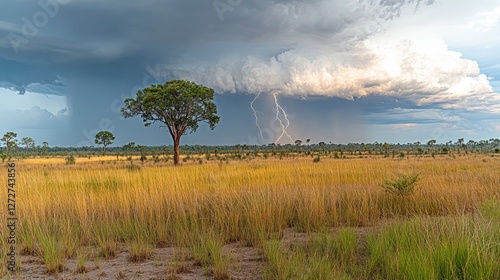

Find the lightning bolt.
xmin=250 ymin=92 xmax=264 ymax=140
xmin=273 ymin=92 xmax=294 ymax=144
xmin=249 ymin=91 xmax=295 ymax=144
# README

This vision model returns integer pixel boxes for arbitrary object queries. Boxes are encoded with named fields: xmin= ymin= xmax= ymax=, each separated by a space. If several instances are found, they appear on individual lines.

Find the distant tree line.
xmin=2 ymin=129 xmax=500 ymax=162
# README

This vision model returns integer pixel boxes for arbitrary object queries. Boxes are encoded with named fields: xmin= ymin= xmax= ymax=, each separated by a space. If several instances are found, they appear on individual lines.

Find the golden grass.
xmin=0 ymin=155 xmax=499 ymax=276
xmin=21 ymin=155 xmax=122 ymax=165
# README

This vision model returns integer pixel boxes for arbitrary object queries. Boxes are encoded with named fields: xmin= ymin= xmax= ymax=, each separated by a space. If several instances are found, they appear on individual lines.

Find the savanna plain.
xmin=1 ymin=152 xmax=499 ymax=279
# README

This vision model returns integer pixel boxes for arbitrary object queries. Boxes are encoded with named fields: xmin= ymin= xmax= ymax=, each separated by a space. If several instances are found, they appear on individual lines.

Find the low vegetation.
xmin=0 ymin=153 xmax=499 ymax=278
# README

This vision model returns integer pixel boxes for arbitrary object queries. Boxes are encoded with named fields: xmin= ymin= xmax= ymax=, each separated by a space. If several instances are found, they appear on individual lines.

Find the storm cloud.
xmin=1 ymin=0 xmax=499 ymax=145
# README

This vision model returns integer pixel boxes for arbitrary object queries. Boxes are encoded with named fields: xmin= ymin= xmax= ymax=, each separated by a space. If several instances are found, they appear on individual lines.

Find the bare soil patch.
xmin=7 ymin=242 xmax=265 ymax=280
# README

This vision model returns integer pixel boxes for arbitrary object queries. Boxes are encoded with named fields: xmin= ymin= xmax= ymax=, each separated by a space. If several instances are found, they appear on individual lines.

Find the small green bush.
xmin=382 ymin=174 xmax=420 ymax=197
xmin=65 ymin=155 xmax=76 ymax=165
xmin=0 ymin=152 xmax=7 ymax=163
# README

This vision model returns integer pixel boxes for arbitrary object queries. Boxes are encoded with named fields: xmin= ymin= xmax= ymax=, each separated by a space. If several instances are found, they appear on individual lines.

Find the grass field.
xmin=1 ymin=155 xmax=499 ymax=279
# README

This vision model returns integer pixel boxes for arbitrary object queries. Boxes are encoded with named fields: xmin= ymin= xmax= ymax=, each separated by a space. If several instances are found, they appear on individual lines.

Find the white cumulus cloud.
xmin=465 ymin=4 xmax=500 ymax=32
xmin=169 ymin=37 xmax=499 ymax=114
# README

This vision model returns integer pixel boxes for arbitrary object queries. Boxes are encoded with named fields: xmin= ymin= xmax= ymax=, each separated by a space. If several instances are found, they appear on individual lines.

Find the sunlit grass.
xmin=0 ymin=155 xmax=498 ymax=278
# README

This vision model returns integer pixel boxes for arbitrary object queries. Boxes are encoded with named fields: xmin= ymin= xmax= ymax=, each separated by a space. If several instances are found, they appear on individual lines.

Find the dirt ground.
xmin=5 ymin=242 xmax=263 ymax=280
xmin=4 ymin=227 xmax=375 ymax=279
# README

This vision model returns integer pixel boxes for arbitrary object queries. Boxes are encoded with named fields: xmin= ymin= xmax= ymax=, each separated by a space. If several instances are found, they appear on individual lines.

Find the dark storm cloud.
xmin=0 ymin=56 xmax=66 ymax=94
xmin=0 ymin=0 xmax=434 ymax=106
xmin=6 ymin=0 xmax=498 ymax=146
xmin=0 ymin=0 xmax=206 ymax=93
xmin=0 ymin=0 xmax=435 ymax=94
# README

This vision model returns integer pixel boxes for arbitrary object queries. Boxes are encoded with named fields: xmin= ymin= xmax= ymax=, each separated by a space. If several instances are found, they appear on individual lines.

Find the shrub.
xmin=65 ymin=155 xmax=76 ymax=165
xmin=0 ymin=152 xmax=7 ymax=163
xmin=382 ymin=174 xmax=420 ymax=197
xmin=313 ymin=155 xmax=320 ymax=163
xmin=152 ymin=155 xmax=160 ymax=163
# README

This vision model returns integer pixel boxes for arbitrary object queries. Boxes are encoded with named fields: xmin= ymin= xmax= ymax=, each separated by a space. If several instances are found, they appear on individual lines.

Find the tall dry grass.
xmin=0 ymin=156 xmax=499 ymax=276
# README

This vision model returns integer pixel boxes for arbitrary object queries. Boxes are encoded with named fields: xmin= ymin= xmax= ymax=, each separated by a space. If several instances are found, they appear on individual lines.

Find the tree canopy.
xmin=1 ymin=132 xmax=17 ymax=154
xmin=95 ymin=131 xmax=115 ymax=155
xmin=121 ymin=79 xmax=220 ymax=165
xmin=21 ymin=137 xmax=35 ymax=153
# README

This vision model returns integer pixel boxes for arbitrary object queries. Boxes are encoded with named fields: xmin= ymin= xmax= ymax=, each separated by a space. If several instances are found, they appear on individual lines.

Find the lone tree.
xmin=1 ymin=132 xmax=17 ymax=154
xmin=121 ymin=80 xmax=220 ymax=165
xmin=95 ymin=131 xmax=115 ymax=155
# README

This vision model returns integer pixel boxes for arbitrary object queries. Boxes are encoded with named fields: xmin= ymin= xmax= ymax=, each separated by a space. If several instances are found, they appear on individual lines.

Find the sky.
xmin=1 ymin=0 xmax=500 ymax=147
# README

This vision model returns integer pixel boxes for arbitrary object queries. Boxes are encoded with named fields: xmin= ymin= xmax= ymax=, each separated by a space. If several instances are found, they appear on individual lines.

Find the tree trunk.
xmin=173 ymin=134 xmax=181 ymax=166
